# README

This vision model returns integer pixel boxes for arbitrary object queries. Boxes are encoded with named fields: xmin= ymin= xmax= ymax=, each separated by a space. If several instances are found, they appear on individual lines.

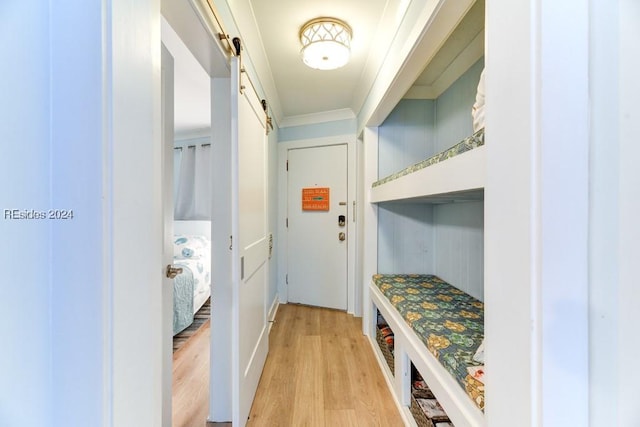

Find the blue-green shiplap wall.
xmin=377 ymin=200 xmax=484 ymax=301
xmin=278 ymin=118 xmax=356 ymax=142
xmin=377 ymin=203 xmax=435 ymax=274
xmin=435 ymin=58 xmax=485 ymax=152
xmin=376 ymin=59 xmax=485 ymax=300
xmin=433 ymin=201 xmax=484 ymax=300
xmin=378 ymin=99 xmax=436 ymax=178
xmin=378 ymin=57 xmax=484 ymax=177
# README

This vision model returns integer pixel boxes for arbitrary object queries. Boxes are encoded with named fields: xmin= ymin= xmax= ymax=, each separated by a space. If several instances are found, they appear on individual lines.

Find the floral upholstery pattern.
xmin=372 ymin=129 xmax=485 ymax=188
xmin=465 ymin=366 xmax=485 ymax=410
xmin=372 ymin=274 xmax=485 ymax=410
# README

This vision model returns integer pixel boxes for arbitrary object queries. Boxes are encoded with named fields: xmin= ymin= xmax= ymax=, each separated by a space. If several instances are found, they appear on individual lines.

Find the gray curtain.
xmin=174 ymin=143 xmax=211 ymax=220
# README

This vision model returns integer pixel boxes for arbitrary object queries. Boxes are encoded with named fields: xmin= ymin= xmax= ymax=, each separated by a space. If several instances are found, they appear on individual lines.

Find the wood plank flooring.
xmin=173 ymin=319 xmax=210 ymax=427
xmin=174 ymin=298 xmax=211 ymax=352
xmin=174 ymin=303 xmax=404 ymax=426
xmin=247 ymin=304 xmax=404 ymax=426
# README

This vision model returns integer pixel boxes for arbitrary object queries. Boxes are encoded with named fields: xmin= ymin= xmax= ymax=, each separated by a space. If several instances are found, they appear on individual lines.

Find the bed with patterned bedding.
xmin=172 ymin=232 xmax=211 ymax=335
xmin=371 ymin=273 xmax=485 ymax=425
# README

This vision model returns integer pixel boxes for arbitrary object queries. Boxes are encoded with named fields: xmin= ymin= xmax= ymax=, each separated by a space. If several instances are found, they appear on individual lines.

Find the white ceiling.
xmin=248 ymin=0 xmax=405 ymax=120
xmin=163 ymin=0 xmax=484 ymax=134
xmin=161 ymin=17 xmax=212 ymax=138
xmin=163 ymin=0 xmax=411 ymax=133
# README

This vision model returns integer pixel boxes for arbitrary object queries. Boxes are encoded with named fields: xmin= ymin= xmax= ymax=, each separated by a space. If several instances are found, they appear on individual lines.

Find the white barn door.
xmin=210 ymin=57 xmax=268 ymax=426
xmin=232 ymin=56 xmax=270 ymax=426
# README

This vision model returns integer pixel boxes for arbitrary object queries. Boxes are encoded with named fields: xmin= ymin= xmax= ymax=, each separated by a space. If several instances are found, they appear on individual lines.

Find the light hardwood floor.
xmin=247 ymin=304 xmax=404 ymax=426
xmin=173 ymin=320 xmax=211 ymax=427
xmin=173 ymin=304 xmax=404 ymax=426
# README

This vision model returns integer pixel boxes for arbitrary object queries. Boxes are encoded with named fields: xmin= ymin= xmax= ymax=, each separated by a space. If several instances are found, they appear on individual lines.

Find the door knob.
xmin=338 ymin=232 xmax=346 ymax=241
xmin=166 ymin=264 xmax=183 ymax=279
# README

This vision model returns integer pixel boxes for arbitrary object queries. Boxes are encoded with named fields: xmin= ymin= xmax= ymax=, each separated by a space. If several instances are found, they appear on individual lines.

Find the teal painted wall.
xmin=378 ymin=57 xmax=484 ymax=176
xmin=278 ymin=118 xmax=356 ymax=142
xmin=435 ymin=58 xmax=485 ymax=152
xmin=376 ymin=58 xmax=485 ymax=300
xmin=378 ymin=99 xmax=436 ymax=178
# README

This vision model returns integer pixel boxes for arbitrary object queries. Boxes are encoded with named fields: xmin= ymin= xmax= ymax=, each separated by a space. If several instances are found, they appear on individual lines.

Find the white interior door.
xmin=287 ymin=144 xmax=348 ymax=310
xmin=208 ymin=55 xmax=269 ymax=427
xmin=232 ymin=58 xmax=269 ymax=426
xmin=160 ymin=43 xmax=174 ymax=427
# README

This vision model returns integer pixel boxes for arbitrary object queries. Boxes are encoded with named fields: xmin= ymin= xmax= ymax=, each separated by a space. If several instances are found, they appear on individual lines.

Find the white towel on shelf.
xmin=472 ymin=68 xmax=485 ymax=132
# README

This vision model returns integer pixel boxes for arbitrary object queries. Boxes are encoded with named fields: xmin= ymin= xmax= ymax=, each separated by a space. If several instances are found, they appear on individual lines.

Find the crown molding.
xmin=279 ymin=108 xmax=355 ymax=128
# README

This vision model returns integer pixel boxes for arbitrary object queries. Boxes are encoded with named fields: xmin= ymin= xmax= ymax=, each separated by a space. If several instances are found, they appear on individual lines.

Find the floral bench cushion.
xmin=372 ymin=274 xmax=485 ymax=410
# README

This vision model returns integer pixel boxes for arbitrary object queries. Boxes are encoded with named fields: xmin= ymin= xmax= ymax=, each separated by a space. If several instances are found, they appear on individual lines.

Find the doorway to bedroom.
xmin=162 ymin=14 xmax=214 ymax=427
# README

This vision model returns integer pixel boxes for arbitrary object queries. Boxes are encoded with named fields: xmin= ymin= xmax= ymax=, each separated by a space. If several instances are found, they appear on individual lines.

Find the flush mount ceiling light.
xmin=299 ymin=17 xmax=352 ymax=70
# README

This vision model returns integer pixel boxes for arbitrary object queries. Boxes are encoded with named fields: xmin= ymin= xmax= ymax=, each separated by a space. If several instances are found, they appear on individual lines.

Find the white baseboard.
xmin=267 ymin=295 xmax=279 ymax=333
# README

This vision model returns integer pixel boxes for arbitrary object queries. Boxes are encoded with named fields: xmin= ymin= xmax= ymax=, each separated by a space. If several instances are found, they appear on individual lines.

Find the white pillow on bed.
xmin=173 ymin=235 xmax=210 ymax=260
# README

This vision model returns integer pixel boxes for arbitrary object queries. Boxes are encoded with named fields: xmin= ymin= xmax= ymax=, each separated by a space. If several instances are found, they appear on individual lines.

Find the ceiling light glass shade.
xmin=299 ymin=18 xmax=352 ymax=70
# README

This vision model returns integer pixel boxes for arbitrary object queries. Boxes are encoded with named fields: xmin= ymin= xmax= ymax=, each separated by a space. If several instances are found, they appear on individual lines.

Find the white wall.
xmin=485 ymin=0 xmax=591 ymax=425
xmin=209 ymin=77 xmax=233 ymax=420
xmin=616 ymin=4 xmax=640 ymax=423
xmin=1 ymin=2 xmax=112 ymax=425
xmin=589 ymin=0 xmax=640 ymax=425
xmin=1 ymin=1 xmax=163 ymax=426
xmin=0 ymin=3 xmax=53 ymax=425
xmin=111 ymin=1 xmax=164 ymax=425
xmin=50 ymin=1 xmax=110 ymax=424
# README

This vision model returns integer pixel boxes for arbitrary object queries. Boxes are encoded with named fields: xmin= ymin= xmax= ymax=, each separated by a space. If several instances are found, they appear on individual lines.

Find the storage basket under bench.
xmin=371 ymin=274 xmax=485 ymax=423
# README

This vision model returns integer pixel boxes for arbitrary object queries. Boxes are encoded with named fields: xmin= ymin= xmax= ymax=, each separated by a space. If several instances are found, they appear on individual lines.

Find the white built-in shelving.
xmin=370 ymin=145 xmax=485 ymax=204
xmin=364 ymin=1 xmax=486 ymax=426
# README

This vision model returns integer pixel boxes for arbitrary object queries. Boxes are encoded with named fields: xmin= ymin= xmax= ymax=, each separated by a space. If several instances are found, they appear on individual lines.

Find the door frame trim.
xmin=277 ymin=135 xmax=358 ymax=315
xmin=160 ymin=43 xmax=175 ymax=427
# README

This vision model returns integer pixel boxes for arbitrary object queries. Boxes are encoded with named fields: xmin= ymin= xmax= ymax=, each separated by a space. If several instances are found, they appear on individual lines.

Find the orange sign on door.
xmin=302 ymin=187 xmax=330 ymax=211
